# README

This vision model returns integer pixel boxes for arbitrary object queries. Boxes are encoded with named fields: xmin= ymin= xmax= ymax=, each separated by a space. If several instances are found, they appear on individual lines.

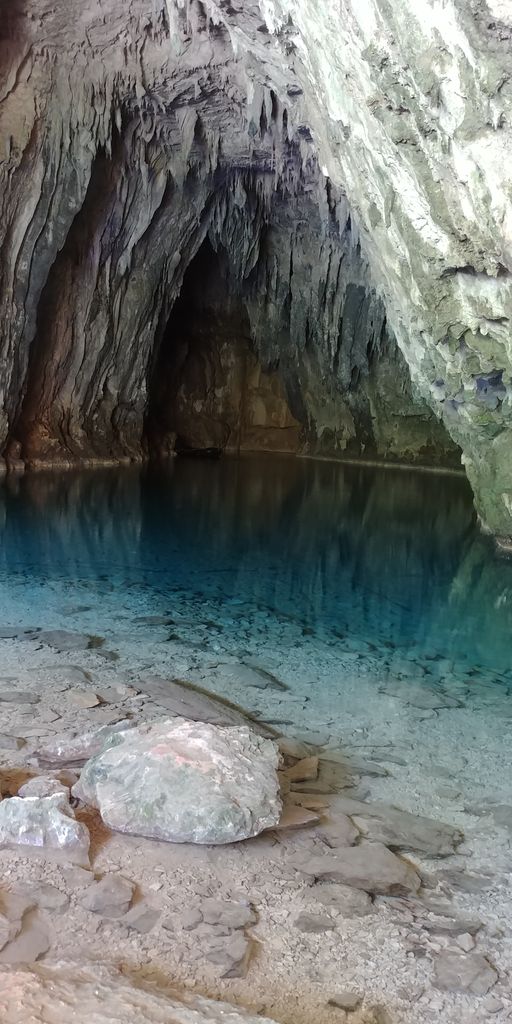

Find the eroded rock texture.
xmin=0 ymin=1 xmax=510 ymax=535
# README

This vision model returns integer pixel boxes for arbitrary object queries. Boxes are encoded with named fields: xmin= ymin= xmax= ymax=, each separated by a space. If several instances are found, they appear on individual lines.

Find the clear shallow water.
xmin=0 ymin=454 xmax=512 ymax=682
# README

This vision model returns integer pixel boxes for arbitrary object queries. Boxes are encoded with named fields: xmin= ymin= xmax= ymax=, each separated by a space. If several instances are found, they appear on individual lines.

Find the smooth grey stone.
xmin=294 ymin=912 xmax=336 ymax=933
xmin=79 ymin=874 xmax=134 ymax=918
xmin=0 ymin=909 xmax=50 ymax=964
xmin=18 ymin=883 xmax=69 ymax=912
xmin=203 ymin=932 xmax=252 ymax=978
xmin=200 ymin=899 xmax=255 ymax=929
xmin=29 ymin=630 xmax=102 ymax=652
xmin=122 ymin=901 xmax=160 ymax=933
xmin=0 ymin=691 xmax=40 ymax=704
xmin=422 ymin=916 xmax=482 ymax=937
xmin=313 ymin=883 xmax=373 ymax=916
xmin=295 ymin=841 xmax=420 ymax=895
xmin=433 ymin=952 xmax=498 ymax=995
xmin=334 ymin=797 xmax=463 ymax=856
xmin=328 ymin=991 xmax=362 ymax=1011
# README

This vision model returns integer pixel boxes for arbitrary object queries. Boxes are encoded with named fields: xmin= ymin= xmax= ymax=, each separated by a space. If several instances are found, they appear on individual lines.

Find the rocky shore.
xmin=0 ymin=624 xmax=511 ymax=1023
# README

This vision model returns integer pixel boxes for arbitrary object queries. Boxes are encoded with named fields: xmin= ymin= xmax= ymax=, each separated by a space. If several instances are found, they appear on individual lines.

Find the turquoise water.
xmin=0 ymin=454 xmax=511 ymax=684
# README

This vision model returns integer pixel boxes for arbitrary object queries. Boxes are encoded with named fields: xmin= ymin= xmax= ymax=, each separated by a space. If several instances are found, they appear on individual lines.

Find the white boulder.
xmin=73 ymin=718 xmax=281 ymax=844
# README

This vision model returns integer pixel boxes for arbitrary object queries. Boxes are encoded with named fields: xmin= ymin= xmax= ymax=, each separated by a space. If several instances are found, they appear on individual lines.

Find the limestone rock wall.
xmin=247 ymin=0 xmax=512 ymax=535
xmin=0 ymin=0 xmax=509 ymax=535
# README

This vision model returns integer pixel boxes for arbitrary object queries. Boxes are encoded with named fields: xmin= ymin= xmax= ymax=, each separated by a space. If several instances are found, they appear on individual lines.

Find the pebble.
xmin=328 ymin=991 xmax=362 ymax=1011
xmin=20 ymin=883 xmax=69 ymax=912
xmin=67 ymin=689 xmax=101 ymax=709
xmin=180 ymin=908 xmax=203 ymax=931
xmin=482 ymin=994 xmax=504 ymax=1013
xmin=294 ymin=912 xmax=336 ymax=933
xmin=200 ymin=898 xmax=255 ymax=929
xmin=122 ymin=901 xmax=160 ymax=934
xmin=203 ymin=932 xmax=252 ymax=978
xmin=313 ymin=883 xmax=373 ymax=917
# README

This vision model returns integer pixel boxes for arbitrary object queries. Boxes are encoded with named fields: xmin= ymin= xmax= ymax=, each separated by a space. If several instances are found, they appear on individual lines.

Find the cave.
xmin=1 ymin=2 xmax=512 ymax=1023
xmin=146 ymin=239 xmax=301 ymax=457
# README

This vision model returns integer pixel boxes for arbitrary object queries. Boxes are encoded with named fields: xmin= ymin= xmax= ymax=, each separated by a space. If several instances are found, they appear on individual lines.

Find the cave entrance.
xmin=146 ymin=240 xmax=301 ymax=456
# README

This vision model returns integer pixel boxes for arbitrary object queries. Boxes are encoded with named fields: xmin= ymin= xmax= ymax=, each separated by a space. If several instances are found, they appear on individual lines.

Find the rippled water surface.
xmin=1 ymin=454 xmax=511 ymax=681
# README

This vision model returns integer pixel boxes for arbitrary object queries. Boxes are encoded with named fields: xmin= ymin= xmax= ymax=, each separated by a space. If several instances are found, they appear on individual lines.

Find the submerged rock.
xmin=73 ymin=718 xmax=281 ymax=844
xmin=25 ymin=630 xmax=102 ymax=652
xmin=139 ymin=676 xmax=274 ymax=735
xmin=0 ymin=793 xmax=90 ymax=866
xmin=0 ymin=962 xmax=280 ymax=1023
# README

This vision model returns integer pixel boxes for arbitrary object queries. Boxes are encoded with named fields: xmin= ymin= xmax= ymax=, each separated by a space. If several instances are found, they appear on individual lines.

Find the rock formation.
xmin=0 ymin=1 xmax=511 ymax=539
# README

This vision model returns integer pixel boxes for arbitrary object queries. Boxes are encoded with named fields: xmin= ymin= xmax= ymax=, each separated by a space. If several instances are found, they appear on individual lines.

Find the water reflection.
xmin=0 ymin=455 xmax=511 ymax=674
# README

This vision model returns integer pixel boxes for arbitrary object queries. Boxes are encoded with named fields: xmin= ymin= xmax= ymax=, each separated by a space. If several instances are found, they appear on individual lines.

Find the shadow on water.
xmin=0 ymin=455 xmax=511 ymax=674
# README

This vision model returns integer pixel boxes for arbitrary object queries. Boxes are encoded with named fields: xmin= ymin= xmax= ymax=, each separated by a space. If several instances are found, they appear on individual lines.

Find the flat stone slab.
xmin=23 ymin=630 xmax=99 ymax=651
xmin=313 ymin=882 xmax=373 ymax=916
xmin=334 ymin=797 xmax=463 ymax=856
xmin=433 ymin=952 xmax=498 ymax=995
xmin=0 ymin=962 xmax=280 ymax=1022
xmin=0 ymin=691 xmax=40 ymax=704
xmin=139 ymin=676 xmax=274 ymax=735
xmin=295 ymin=841 xmax=420 ymax=895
